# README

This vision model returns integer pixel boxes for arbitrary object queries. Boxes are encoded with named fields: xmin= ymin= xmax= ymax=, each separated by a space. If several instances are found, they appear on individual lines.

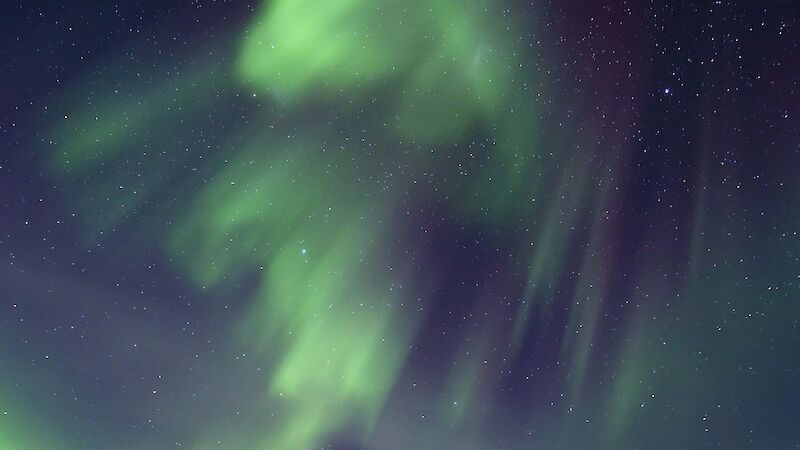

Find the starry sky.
xmin=1 ymin=1 xmax=800 ymax=449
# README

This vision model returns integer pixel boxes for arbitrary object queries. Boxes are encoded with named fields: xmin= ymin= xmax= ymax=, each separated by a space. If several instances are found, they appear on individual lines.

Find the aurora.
xmin=2 ymin=0 xmax=799 ymax=449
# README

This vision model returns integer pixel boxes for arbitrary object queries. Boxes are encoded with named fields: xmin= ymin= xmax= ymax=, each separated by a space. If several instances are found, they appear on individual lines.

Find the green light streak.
xmin=512 ymin=159 xmax=592 ymax=347
xmin=0 ymin=376 xmax=68 ymax=450
xmin=46 ymin=0 xmax=542 ymax=448
xmin=238 ymin=0 xmax=417 ymax=101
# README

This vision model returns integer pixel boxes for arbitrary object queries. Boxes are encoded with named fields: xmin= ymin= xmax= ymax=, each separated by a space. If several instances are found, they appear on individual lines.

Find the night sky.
xmin=2 ymin=1 xmax=800 ymax=449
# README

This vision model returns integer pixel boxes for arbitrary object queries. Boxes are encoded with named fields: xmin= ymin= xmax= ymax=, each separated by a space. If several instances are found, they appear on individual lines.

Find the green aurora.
xmin=2 ymin=0 xmax=798 ymax=449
